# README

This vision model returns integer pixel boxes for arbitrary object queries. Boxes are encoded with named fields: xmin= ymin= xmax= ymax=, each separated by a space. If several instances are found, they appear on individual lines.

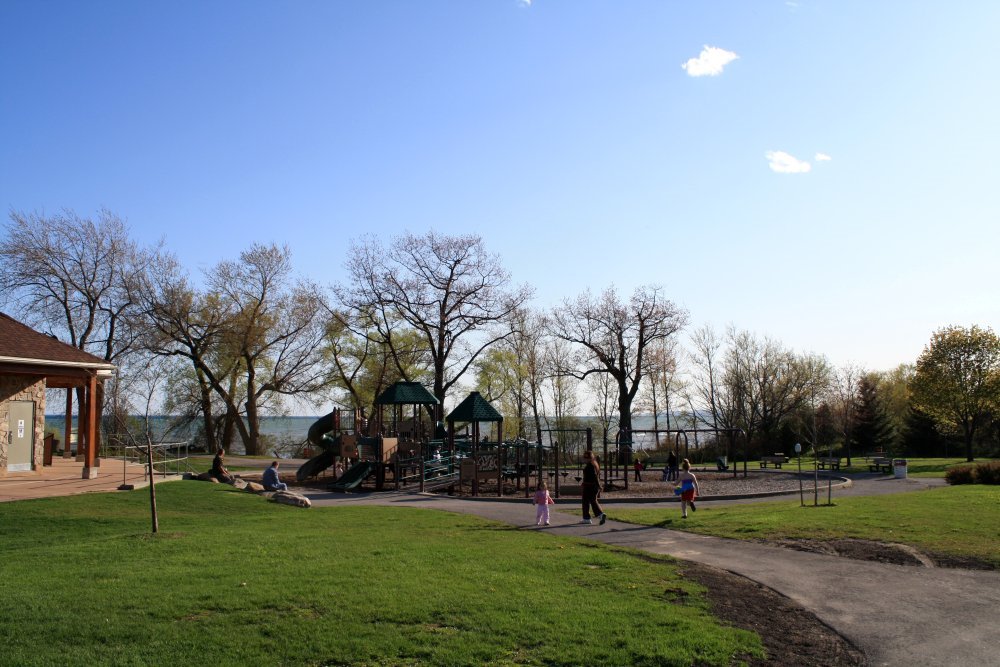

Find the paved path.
xmin=305 ymin=477 xmax=999 ymax=667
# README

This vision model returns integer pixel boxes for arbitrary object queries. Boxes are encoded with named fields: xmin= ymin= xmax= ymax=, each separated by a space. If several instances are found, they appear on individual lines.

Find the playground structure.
xmin=296 ymin=384 xmax=550 ymax=497
xmin=296 ymin=382 xmax=747 ymax=497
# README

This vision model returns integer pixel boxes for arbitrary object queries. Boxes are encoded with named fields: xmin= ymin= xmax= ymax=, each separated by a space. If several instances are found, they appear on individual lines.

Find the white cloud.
xmin=815 ymin=152 xmax=832 ymax=162
xmin=765 ymin=150 xmax=812 ymax=174
xmin=517 ymin=0 xmax=531 ymax=6
xmin=681 ymin=45 xmax=739 ymax=77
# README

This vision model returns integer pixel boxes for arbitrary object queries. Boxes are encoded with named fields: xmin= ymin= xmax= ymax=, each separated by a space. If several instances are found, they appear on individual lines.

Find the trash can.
xmin=893 ymin=459 xmax=908 ymax=479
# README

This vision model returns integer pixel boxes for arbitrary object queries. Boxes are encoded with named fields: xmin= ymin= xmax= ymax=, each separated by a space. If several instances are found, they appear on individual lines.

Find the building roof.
xmin=446 ymin=391 xmax=503 ymax=423
xmin=0 ymin=312 xmax=115 ymax=371
xmin=374 ymin=381 xmax=440 ymax=406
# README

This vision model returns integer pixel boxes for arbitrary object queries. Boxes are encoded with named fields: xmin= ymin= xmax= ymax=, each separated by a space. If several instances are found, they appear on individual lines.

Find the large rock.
xmin=194 ymin=472 xmax=220 ymax=483
xmin=244 ymin=481 xmax=265 ymax=493
xmin=271 ymin=491 xmax=312 ymax=508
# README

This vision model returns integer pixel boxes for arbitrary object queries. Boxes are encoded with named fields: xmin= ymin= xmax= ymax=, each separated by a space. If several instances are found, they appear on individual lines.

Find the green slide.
xmin=295 ymin=438 xmax=340 ymax=482
xmin=328 ymin=461 xmax=376 ymax=492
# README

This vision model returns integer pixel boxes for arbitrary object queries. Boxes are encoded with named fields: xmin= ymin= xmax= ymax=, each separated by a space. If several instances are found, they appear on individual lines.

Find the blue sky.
xmin=3 ymin=0 xmax=999 ymax=373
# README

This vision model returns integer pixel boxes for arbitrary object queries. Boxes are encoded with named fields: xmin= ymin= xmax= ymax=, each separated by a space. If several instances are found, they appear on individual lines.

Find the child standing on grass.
xmin=533 ymin=481 xmax=554 ymax=526
xmin=676 ymin=459 xmax=699 ymax=519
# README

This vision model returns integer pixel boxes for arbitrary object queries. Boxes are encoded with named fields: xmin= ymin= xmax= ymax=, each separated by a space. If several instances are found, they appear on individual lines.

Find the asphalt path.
xmin=304 ymin=475 xmax=998 ymax=667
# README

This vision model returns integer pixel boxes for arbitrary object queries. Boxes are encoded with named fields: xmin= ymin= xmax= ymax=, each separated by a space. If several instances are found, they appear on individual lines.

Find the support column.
xmin=82 ymin=374 xmax=98 ymax=479
xmin=63 ymin=389 xmax=73 ymax=459
xmin=75 ymin=389 xmax=87 ymax=463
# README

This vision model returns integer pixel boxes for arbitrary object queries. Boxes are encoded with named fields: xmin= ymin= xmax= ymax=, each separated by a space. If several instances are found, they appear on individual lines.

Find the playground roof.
xmin=446 ymin=391 xmax=502 ymax=423
xmin=374 ymin=381 xmax=439 ymax=406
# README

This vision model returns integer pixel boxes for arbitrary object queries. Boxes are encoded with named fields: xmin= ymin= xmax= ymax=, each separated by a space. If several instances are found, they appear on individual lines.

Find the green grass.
xmin=0 ymin=483 xmax=762 ymax=666
xmin=747 ymin=455 xmax=995 ymax=477
xmin=608 ymin=486 xmax=1000 ymax=566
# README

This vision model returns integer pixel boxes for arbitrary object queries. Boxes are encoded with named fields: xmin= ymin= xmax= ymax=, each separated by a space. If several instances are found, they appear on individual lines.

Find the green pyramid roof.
xmin=446 ymin=391 xmax=503 ymax=423
xmin=374 ymin=381 xmax=439 ymax=406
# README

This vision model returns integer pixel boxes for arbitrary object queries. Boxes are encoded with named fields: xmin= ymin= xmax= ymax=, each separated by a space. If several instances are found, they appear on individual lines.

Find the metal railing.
xmin=104 ymin=438 xmax=194 ymax=483
xmin=395 ymin=452 xmax=461 ymax=492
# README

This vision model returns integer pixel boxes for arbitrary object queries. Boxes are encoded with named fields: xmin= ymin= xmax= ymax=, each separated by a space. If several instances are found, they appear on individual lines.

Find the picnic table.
xmin=816 ymin=456 xmax=841 ymax=470
xmin=868 ymin=457 xmax=893 ymax=474
xmin=759 ymin=454 xmax=788 ymax=469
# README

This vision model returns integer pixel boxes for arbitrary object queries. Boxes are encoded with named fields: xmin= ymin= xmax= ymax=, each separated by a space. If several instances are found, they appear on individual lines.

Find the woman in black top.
xmin=210 ymin=448 xmax=234 ymax=484
xmin=580 ymin=450 xmax=606 ymax=525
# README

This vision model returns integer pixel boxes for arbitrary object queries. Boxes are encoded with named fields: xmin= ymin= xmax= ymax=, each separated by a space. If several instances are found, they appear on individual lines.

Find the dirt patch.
xmin=926 ymin=552 xmax=997 ymax=570
xmin=758 ymin=538 xmax=997 ymax=571
xmin=680 ymin=561 xmax=868 ymax=666
xmin=765 ymin=538 xmax=926 ymax=567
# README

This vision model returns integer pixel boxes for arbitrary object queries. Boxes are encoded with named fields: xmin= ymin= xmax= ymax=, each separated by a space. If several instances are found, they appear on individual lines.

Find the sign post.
xmin=795 ymin=442 xmax=803 ymax=507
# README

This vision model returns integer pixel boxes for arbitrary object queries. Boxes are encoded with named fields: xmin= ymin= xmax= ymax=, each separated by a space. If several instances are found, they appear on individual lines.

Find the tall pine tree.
xmin=852 ymin=374 xmax=895 ymax=456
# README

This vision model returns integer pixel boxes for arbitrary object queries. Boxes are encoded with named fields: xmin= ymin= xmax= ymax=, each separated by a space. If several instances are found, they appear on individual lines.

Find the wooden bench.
xmin=759 ymin=455 xmax=788 ymax=469
xmin=817 ymin=456 xmax=841 ymax=470
xmin=868 ymin=457 xmax=892 ymax=474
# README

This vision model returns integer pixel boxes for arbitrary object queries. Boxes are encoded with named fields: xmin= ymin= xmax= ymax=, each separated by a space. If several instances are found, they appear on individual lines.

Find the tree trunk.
xmin=196 ymin=369 xmax=218 ymax=451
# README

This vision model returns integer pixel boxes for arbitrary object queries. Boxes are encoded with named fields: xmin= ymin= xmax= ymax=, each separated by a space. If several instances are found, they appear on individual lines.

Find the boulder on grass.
xmin=244 ymin=481 xmax=265 ymax=493
xmin=271 ymin=491 xmax=312 ymax=508
xmin=231 ymin=478 xmax=248 ymax=490
xmin=195 ymin=472 xmax=219 ymax=483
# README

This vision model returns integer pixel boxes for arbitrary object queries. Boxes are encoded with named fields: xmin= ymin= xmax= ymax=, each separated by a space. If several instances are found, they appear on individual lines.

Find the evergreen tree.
xmin=903 ymin=406 xmax=946 ymax=457
xmin=851 ymin=375 xmax=895 ymax=455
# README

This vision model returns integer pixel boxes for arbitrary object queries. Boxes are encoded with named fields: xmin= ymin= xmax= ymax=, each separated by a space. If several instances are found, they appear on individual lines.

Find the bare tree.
xmin=322 ymin=308 xmax=430 ymax=418
xmin=141 ymin=245 xmax=329 ymax=455
xmin=644 ymin=337 xmax=684 ymax=433
xmin=138 ymin=251 xmax=239 ymax=452
xmin=542 ymin=335 xmax=581 ymax=431
xmin=688 ymin=324 xmax=727 ymax=430
xmin=337 ymin=231 xmax=533 ymax=416
xmin=1 ymin=209 xmax=156 ymax=455
xmin=206 ymin=244 xmax=330 ymax=454
xmin=690 ymin=325 xmax=830 ymax=454
xmin=550 ymin=284 xmax=688 ymax=434
xmin=0 ymin=209 xmax=153 ymax=361
xmin=588 ymin=370 xmax=617 ymax=444
xmin=832 ymin=363 xmax=865 ymax=464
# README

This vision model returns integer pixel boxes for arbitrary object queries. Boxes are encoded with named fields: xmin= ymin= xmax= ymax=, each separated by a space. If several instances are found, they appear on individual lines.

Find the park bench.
xmin=759 ymin=454 xmax=788 ymax=469
xmin=868 ymin=457 xmax=893 ymax=474
xmin=817 ymin=456 xmax=841 ymax=470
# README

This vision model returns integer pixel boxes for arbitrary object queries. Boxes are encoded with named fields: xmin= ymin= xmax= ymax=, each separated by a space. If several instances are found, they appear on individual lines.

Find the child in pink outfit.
xmin=532 ymin=482 xmax=555 ymax=526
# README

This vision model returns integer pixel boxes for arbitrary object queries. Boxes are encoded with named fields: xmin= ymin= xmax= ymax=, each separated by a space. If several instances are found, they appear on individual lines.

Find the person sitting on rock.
xmin=262 ymin=460 xmax=288 ymax=491
xmin=210 ymin=448 xmax=235 ymax=484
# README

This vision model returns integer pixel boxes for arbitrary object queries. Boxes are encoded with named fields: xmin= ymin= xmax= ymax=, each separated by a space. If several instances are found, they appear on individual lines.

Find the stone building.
xmin=0 ymin=313 xmax=114 ymax=479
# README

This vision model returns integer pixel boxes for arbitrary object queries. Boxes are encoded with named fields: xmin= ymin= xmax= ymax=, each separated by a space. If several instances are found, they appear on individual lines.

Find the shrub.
xmin=974 ymin=461 xmax=1000 ymax=485
xmin=945 ymin=465 xmax=976 ymax=485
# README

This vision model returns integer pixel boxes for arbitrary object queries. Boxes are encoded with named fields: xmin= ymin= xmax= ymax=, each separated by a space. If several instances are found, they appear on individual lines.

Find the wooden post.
xmin=63 ymin=389 xmax=73 ymax=459
xmin=497 ymin=419 xmax=503 ymax=498
xmin=76 ymin=390 xmax=87 ymax=463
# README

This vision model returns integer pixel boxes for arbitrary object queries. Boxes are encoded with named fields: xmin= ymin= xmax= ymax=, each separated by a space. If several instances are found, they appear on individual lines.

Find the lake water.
xmin=44 ymin=413 xmax=706 ymax=456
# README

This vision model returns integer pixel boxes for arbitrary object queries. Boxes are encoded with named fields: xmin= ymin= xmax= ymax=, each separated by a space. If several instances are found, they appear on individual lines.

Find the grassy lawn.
xmin=607 ymin=486 xmax=1000 ymax=566
xmin=0 ymin=483 xmax=761 ymax=666
xmin=747 ymin=456 xmax=994 ymax=477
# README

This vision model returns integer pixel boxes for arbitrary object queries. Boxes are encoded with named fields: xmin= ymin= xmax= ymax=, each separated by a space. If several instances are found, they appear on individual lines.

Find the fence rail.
xmin=104 ymin=439 xmax=194 ymax=482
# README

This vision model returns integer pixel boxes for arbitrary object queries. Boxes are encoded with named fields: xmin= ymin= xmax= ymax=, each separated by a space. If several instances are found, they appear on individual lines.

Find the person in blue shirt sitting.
xmin=262 ymin=460 xmax=288 ymax=491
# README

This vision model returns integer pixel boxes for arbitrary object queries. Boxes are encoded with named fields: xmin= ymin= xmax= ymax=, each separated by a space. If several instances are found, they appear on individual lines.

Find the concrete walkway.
xmin=305 ymin=478 xmax=999 ymax=667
